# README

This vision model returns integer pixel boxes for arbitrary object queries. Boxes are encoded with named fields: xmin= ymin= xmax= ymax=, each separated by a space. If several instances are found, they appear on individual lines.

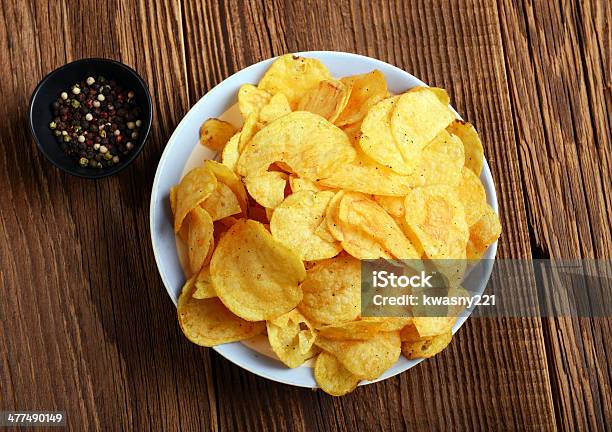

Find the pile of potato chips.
xmin=171 ymin=54 xmax=501 ymax=396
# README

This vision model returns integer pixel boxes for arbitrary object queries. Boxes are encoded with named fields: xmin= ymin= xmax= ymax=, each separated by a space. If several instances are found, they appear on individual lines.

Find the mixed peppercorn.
xmin=49 ymin=76 xmax=142 ymax=169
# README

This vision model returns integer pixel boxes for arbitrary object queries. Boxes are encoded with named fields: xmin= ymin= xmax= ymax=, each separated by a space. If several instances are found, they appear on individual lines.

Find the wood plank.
xmin=181 ymin=0 xmax=556 ymax=430
xmin=497 ymin=0 xmax=612 ymax=429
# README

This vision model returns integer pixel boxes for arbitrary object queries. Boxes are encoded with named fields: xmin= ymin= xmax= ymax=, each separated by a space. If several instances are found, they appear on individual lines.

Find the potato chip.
xmin=457 ymin=168 xmax=487 ymax=226
xmin=297 ymin=79 xmax=351 ymax=122
xmin=238 ymin=113 xmax=262 ymax=153
xmin=317 ymin=320 xmax=384 ymax=340
xmin=271 ymin=190 xmax=342 ymax=260
xmin=430 ymin=87 xmax=450 ymax=106
xmin=210 ymin=219 xmax=306 ymax=321
xmin=467 ymin=204 xmax=501 ymax=259
xmin=391 ymin=87 xmax=456 ymax=163
xmin=174 ymin=166 xmax=217 ymax=233
xmin=401 ymin=330 xmax=452 ymax=359
xmin=259 ymin=93 xmax=292 ymax=124
xmin=192 ymin=266 xmax=216 ymax=299
xmin=403 ymin=185 xmax=469 ymax=260
xmin=362 ymin=317 xmax=412 ymax=332
xmin=415 ymin=130 xmax=464 ymax=187
xmin=412 ymin=316 xmax=456 ymax=338
xmin=447 ymin=120 xmax=484 ymax=176
xmin=258 ymin=54 xmax=331 ymax=109
xmin=314 ymin=218 xmax=337 ymax=244
xmin=335 ymin=70 xmax=388 ymax=127
xmin=200 ymin=183 xmax=241 ymax=221
xmin=238 ymin=84 xmax=271 ymax=120
xmin=359 ymin=96 xmax=415 ymax=175
xmin=325 ymin=190 xmax=345 ymax=242
xmin=237 ymin=111 xmax=356 ymax=183
xmin=199 ymin=118 xmax=236 ymax=152
xmin=338 ymin=192 xmax=420 ymax=260
xmin=204 ymin=160 xmax=248 ymax=213
xmin=373 ymin=195 xmax=406 ymax=219
xmin=289 ymin=175 xmax=325 ymax=193
xmin=221 ymin=132 xmax=241 ymax=172
xmin=315 ymin=331 xmax=401 ymax=380
xmin=178 ymin=281 xmax=264 ymax=347
xmin=267 ymin=309 xmax=318 ymax=368
xmin=244 ymin=171 xmax=288 ymax=209
xmin=314 ymin=352 xmax=361 ymax=396
xmin=187 ymin=207 xmax=214 ymax=275
xmin=341 ymin=121 xmax=361 ymax=144
xmin=298 ymin=255 xmax=361 ymax=325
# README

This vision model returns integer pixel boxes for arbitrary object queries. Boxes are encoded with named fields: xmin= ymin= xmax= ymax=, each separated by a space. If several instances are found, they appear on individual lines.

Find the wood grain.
xmin=0 ymin=0 xmax=610 ymax=430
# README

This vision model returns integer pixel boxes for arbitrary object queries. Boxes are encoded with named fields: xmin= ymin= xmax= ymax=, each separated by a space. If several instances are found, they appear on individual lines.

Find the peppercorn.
xmin=79 ymin=157 xmax=88 ymax=167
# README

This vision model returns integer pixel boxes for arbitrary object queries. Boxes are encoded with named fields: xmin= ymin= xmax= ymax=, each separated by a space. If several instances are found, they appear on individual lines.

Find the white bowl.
xmin=150 ymin=51 xmax=498 ymax=389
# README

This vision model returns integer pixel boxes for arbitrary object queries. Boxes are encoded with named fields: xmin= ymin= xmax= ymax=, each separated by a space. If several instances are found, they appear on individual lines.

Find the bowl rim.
xmin=28 ymin=57 xmax=153 ymax=179
xmin=150 ymin=50 xmax=499 ymax=388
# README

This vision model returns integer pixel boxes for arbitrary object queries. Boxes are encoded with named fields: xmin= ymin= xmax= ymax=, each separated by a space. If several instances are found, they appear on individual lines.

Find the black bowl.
xmin=28 ymin=58 xmax=152 ymax=179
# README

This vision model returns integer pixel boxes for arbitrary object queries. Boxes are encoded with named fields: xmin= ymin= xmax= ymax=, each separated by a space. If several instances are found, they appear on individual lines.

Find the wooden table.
xmin=1 ymin=1 xmax=610 ymax=430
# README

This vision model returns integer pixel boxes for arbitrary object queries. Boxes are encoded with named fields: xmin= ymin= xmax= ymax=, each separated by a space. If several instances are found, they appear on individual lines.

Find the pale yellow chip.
xmin=210 ymin=219 xmax=306 ymax=321
xmin=412 ymin=317 xmax=456 ymax=338
xmin=415 ymin=130 xmax=465 ymax=187
xmin=237 ymin=111 xmax=356 ymax=183
xmin=199 ymin=118 xmax=236 ymax=152
xmin=178 ymin=281 xmax=264 ymax=347
xmin=359 ymin=96 xmax=414 ymax=175
xmin=457 ymin=168 xmax=487 ymax=226
xmin=325 ymin=190 xmax=345 ymax=242
xmin=317 ymin=320 xmax=384 ymax=340
xmin=238 ymin=84 xmax=271 ymax=120
xmin=335 ymin=70 xmax=388 ymax=127
xmin=174 ymin=166 xmax=217 ymax=233
xmin=267 ymin=309 xmax=318 ymax=368
xmin=373 ymin=196 xmax=406 ymax=219
xmin=271 ymin=190 xmax=342 ymax=261
xmin=238 ymin=113 xmax=262 ymax=153
xmin=401 ymin=330 xmax=452 ymax=359
xmin=289 ymin=175 xmax=325 ymax=193
xmin=315 ymin=331 xmax=401 ymax=380
xmin=338 ymin=192 xmax=420 ymax=260
xmin=430 ymin=87 xmax=450 ymax=106
xmin=447 ymin=120 xmax=484 ymax=176
xmin=403 ymin=185 xmax=469 ymax=260
xmin=298 ymin=255 xmax=361 ymax=325
xmin=467 ymin=204 xmax=501 ymax=259
xmin=204 ymin=160 xmax=248 ymax=213
xmin=192 ymin=266 xmax=216 ymax=299
xmin=297 ymin=79 xmax=351 ymax=122
xmin=341 ymin=121 xmax=361 ymax=144
xmin=314 ymin=352 xmax=361 ymax=396
xmin=244 ymin=171 xmax=288 ymax=209
xmin=187 ymin=207 xmax=214 ymax=275
xmin=221 ymin=132 xmax=241 ymax=172
xmin=391 ymin=87 xmax=456 ymax=163
xmin=201 ymin=182 xmax=242 ymax=221
xmin=259 ymin=93 xmax=292 ymax=124
xmin=257 ymin=54 xmax=331 ymax=109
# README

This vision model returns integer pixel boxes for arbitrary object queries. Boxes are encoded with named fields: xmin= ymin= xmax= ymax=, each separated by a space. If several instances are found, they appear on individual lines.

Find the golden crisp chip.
xmin=373 ymin=195 xmax=405 ymax=219
xmin=271 ymin=190 xmax=342 ymax=260
xmin=204 ymin=160 xmax=248 ymax=213
xmin=192 ymin=266 xmax=216 ymax=299
xmin=362 ymin=317 xmax=412 ymax=332
xmin=199 ymin=118 xmax=236 ymax=152
xmin=289 ymin=175 xmax=325 ymax=193
xmin=457 ymin=168 xmax=487 ymax=226
xmin=315 ymin=331 xmax=401 ymax=380
xmin=430 ymin=87 xmax=450 ymax=106
xmin=325 ymin=190 xmax=345 ymax=242
xmin=244 ymin=171 xmax=288 ymax=209
xmin=178 ymin=281 xmax=264 ymax=347
xmin=221 ymin=132 xmax=241 ymax=172
xmin=210 ymin=219 xmax=306 ymax=321
xmin=359 ymin=96 xmax=415 ymax=175
xmin=201 ymin=183 xmax=242 ymax=221
xmin=314 ymin=352 xmax=361 ymax=396
xmin=338 ymin=192 xmax=420 ymax=259
xmin=258 ymin=54 xmax=331 ymax=109
xmin=238 ymin=113 xmax=262 ymax=153
xmin=297 ymin=79 xmax=351 ymax=122
xmin=403 ymin=185 xmax=469 ymax=260
xmin=391 ymin=87 xmax=456 ymax=163
xmin=341 ymin=121 xmax=361 ymax=144
xmin=267 ymin=309 xmax=318 ymax=368
xmin=401 ymin=330 xmax=452 ymax=359
xmin=317 ymin=320 xmax=384 ymax=340
xmin=238 ymin=84 xmax=271 ymax=120
xmin=467 ymin=204 xmax=501 ymax=259
xmin=447 ymin=120 xmax=484 ymax=176
xmin=298 ymin=255 xmax=361 ymax=325
xmin=174 ymin=166 xmax=217 ymax=233
xmin=259 ymin=93 xmax=292 ymax=124
xmin=187 ymin=207 xmax=214 ymax=275
xmin=412 ymin=316 xmax=456 ymax=338
xmin=318 ymin=150 xmax=416 ymax=196
xmin=415 ymin=130 xmax=464 ymax=187
xmin=237 ymin=111 xmax=356 ymax=183
xmin=335 ymin=70 xmax=388 ymax=127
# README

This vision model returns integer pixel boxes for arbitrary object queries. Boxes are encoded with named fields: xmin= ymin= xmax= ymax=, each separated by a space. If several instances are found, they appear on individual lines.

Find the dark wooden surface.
xmin=0 ymin=0 xmax=610 ymax=430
